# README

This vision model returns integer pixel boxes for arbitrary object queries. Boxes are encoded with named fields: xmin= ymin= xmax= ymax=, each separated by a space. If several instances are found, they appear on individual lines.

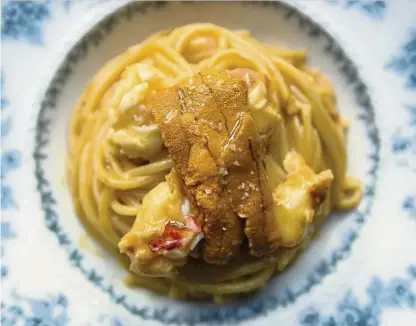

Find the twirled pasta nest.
xmin=67 ymin=23 xmax=361 ymax=302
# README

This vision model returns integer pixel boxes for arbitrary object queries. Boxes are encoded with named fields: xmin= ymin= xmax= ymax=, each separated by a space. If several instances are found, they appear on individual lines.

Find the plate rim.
xmin=30 ymin=1 xmax=381 ymax=324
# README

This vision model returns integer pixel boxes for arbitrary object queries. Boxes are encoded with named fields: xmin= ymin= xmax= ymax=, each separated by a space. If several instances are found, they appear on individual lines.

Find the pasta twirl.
xmin=67 ymin=23 xmax=361 ymax=301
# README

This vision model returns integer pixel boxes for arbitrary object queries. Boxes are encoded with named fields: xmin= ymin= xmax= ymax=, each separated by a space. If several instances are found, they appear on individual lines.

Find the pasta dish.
xmin=66 ymin=23 xmax=361 ymax=302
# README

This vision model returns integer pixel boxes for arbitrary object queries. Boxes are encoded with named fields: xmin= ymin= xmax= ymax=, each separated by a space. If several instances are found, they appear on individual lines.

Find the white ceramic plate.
xmin=1 ymin=1 xmax=415 ymax=325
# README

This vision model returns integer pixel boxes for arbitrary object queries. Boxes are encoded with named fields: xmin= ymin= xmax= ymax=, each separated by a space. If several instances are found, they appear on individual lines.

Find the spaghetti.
xmin=67 ymin=23 xmax=361 ymax=302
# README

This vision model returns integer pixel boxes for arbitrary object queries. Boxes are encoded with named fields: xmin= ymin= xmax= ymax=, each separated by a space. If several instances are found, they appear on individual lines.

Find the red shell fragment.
xmin=149 ymin=220 xmax=188 ymax=252
xmin=148 ymin=216 xmax=202 ymax=252
xmin=164 ymin=239 xmax=182 ymax=250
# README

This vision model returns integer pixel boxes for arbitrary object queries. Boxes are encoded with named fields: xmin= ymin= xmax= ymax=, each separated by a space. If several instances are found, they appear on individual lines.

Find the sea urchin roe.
xmin=148 ymin=69 xmax=283 ymax=262
xmin=149 ymin=72 xmax=244 ymax=265
xmin=201 ymin=69 xmax=280 ymax=256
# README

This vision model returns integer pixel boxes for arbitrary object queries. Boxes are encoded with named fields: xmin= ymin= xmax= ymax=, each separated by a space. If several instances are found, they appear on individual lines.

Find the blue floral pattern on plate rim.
xmin=2 ymin=0 xmax=416 ymax=325
xmin=30 ymin=1 xmax=380 ymax=324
